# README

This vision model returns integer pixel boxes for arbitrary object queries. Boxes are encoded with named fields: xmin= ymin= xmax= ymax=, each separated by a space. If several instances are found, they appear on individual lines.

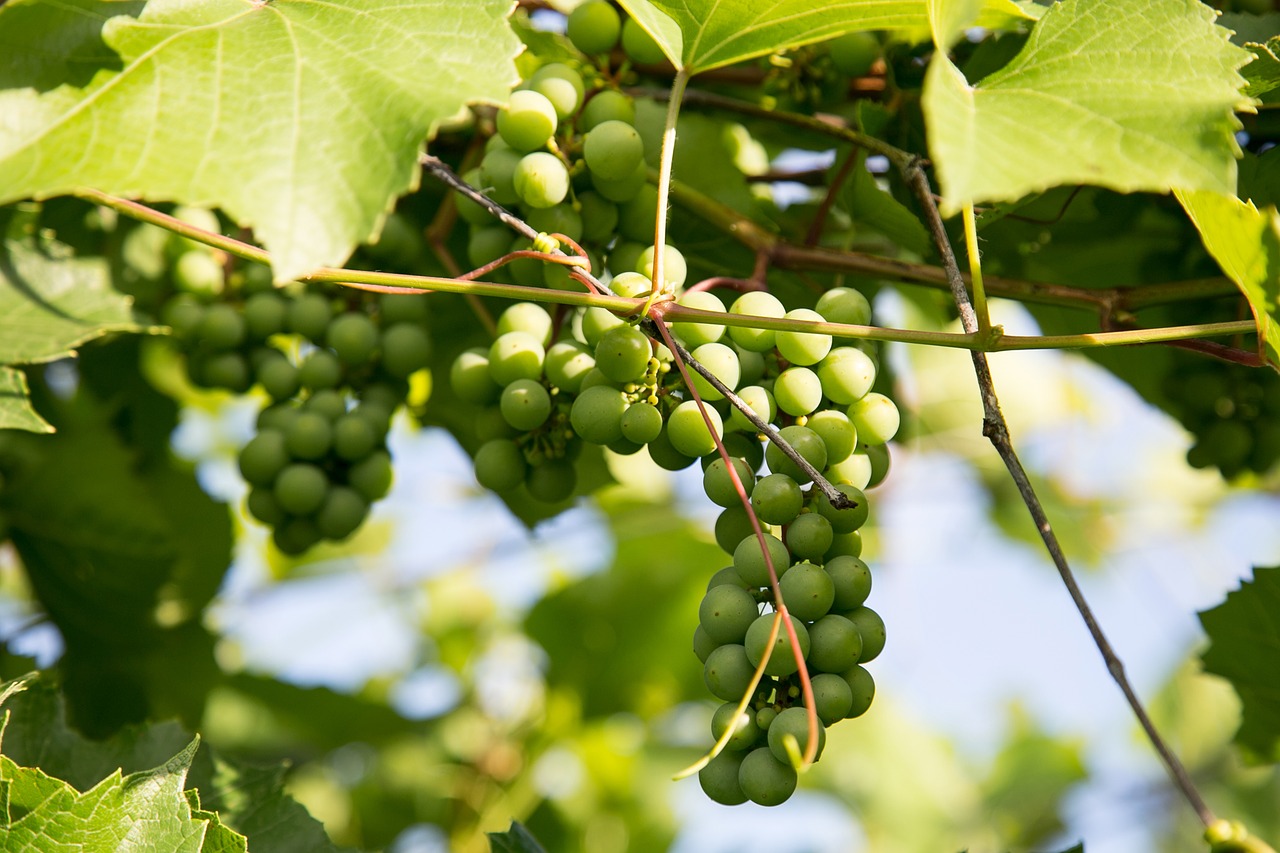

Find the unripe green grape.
xmin=590 ymin=158 xmax=647 ymax=202
xmin=648 ymin=425 xmax=697 ymax=471
xmin=715 ymin=505 xmax=755 ymax=553
xmin=298 ymin=349 xmax=342 ymax=391
xmin=162 ymin=294 xmax=204 ymax=340
xmin=479 ymin=148 xmax=523 ymax=206
xmin=733 ymin=533 xmax=790 ymax=587
xmin=712 ymin=702 xmax=762 ymax=751
xmin=450 ymin=348 xmax=501 ymax=404
xmin=842 ymin=665 xmax=875 ymax=718
xmin=326 ymin=313 xmax=379 ymax=366
xmin=348 ymin=450 xmax=393 ymax=501
xmin=609 ymin=270 xmax=653 ymax=299
xmin=571 ymin=384 xmax=628 ymax=444
xmin=456 ymin=168 xmax=494 ymax=225
xmin=688 ymin=342 xmax=740 ymax=402
xmin=364 ymin=212 xmax=421 ymax=265
xmin=577 ymin=192 xmax=619 ymax=243
xmin=197 ymin=352 xmax=251 ymax=391
xmin=776 ymin=308 xmax=832 ymax=366
xmin=667 ymin=400 xmax=723 ymax=458
xmin=316 ymin=486 xmax=369 ymax=541
xmin=584 ymin=120 xmax=646 ymax=182
xmin=699 ymin=750 xmax=748 ymax=806
xmin=826 ymin=555 xmax=872 ymax=610
xmin=474 ymin=439 xmax=527 ymax=492
xmin=728 ymin=292 xmax=786 ymax=352
xmin=305 ymin=389 xmax=347 ymax=420
xmin=567 ymin=0 xmax=621 ymax=55
xmin=818 ymin=347 xmax=876 ymax=405
xmin=621 ymin=16 xmax=667 ymax=64
xmin=273 ymin=517 xmax=322 ymax=556
xmin=825 ymin=529 xmax=863 ymax=561
xmin=717 ymin=431 xmax=765 ymax=472
xmin=773 ymin=366 xmax=823 ymax=417
xmin=545 ymin=340 xmax=595 ymax=393
xmin=815 ymin=483 xmax=869 ymax=533
xmin=635 ymin=243 xmax=686 ymax=291
xmin=577 ymin=367 xmax=615 ymax=392
xmin=728 ymin=385 xmax=776 ymax=433
xmin=807 ymin=614 xmax=862 ymax=673
xmin=703 ymin=643 xmax=755 ymax=701
xmin=286 ymin=411 xmax=334 ymax=460
xmin=778 ymin=559 xmax=835 ymax=621
xmin=246 ymin=487 xmax=285 ymax=526
xmin=380 ymin=323 xmax=431 ymax=378
xmin=361 ymin=382 xmax=403 ymax=414
xmin=496 ymin=89 xmax=558 ymax=152
xmin=580 ymin=89 xmax=636 ymax=132
xmin=497 ymin=302 xmax=553 ymax=345
xmin=738 ymin=747 xmax=797 ymax=807
xmin=287 ymin=293 xmax=333 ymax=341
xmin=811 ymin=673 xmax=854 ymax=725
xmin=595 ymin=324 xmax=652 ymax=383
xmin=614 ymin=183 xmax=656 ymax=244
xmin=849 ymin=392 xmax=900 ymax=444
xmin=239 ymin=430 xmax=289 ymax=487
xmin=198 ymin=303 xmax=246 ymax=351
xmin=257 ymin=402 xmax=300 ymax=433
xmin=767 ymin=706 xmax=826 ymax=765
xmin=527 ymin=63 xmax=584 ymax=120
xmin=515 ymin=152 xmax=571 ymax=209
xmin=707 ymin=567 xmax=750 ymax=591
xmin=606 ymin=241 xmax=647 ymax=279
xmin=862 ymin=441 xmax=891 ymax=488
xmin=744 ymin=613 xmax=809 ymax=677
xmin=174 ymin=250 xmax=224 ymax=298
xmin=333 ymin=413 xmax=378 ymax=462
xmin=816 ymin=287 xmax=872 ymax=326
xmin=765 ymin=425 xmax=827 ymax=484
xmin=842 ymin=605 xmax=885 ymax=662
xmin=244 ymin=292 xmax=288 ymax=340
xmin=703 ymin=456 xmax=756 ymax=508
xmin=825 ymin=450 xmax=871 ymax=490
xmin=500 ymin=379 xmax=552 ymax=431
xmin=736 ymin=346 xmax=765 ymax=386
xmin=488 ymin=331 xmax=545 ymax=385
xmin=693 ymin=624 xmax=718 ymax=663
xmin=525 ymin=203 xmax=584 ymax=244
xmin=699 ymin=584 xmax=761 ymax=645
xmin=806 ymin=410 xmax=856 ymax=464
xmin=673 ymin=291 xmax=726 ymax=347
xmin=274 ymin=463 xmax=329 ymax=515
xmin=620 ymin=402 xmax=663 ymax=444
xmin=257 ymin=358 xmax=300 ymax=401
xmin=828 ymin=31 xmax=880 ymax=77
xmin=580 ymin=305 xmax=626 ymax=348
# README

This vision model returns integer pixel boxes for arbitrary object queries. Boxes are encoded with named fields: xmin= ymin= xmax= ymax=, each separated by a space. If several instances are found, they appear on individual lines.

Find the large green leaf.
xmin=0 ymin=0 xmax=521 ymax=282
xmin=1199 ymin=566 xmax=1280 ymax=763
xmin=1220 ymin=12 xmax=1280 ymax=99
xmin=0 ymin=367 xmax=49 ymax=433
xmin=923 ymin=0 xmax=1252 ymax=216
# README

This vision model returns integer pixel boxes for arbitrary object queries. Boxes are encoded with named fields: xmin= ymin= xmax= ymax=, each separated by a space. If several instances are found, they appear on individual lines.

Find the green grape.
xmin=578 ymin=367 xmax=615 ymax=392
xmin=333 ymin=413 xmax=378 ymax=462
xmin=571 ymin=385 xmax=628 ymax=444
xmin=451 ymin=348 xmax=501 ymax=404
xmin=699 ymin=750 xmax=748 ymax=806
xmin=863 ymin=441 xmax=891 ymax=488
xmin=738 ymin=747 xmax=797 ymax=807
xmin=635 ymin=243 xmax=687 ymax=291
xmin=673 ymin=290 xmax=727 ymax=347
xmin=174 ymin=250 xmax=224 ymax=298
xmin=580 ymin=89 xmax=635 ymax=132
xmin=707 ymin=567 xmax=750 ymax=591
xmin=305 ymin=388 xmax=347 ymax=420
xmin=567 ymin=0 xmax=621 ymax=55
xmin=811 ymin=673 xmax=854 ymax=725
xmin=198 ymin=303 xmax=246 ymax=350
xmin=842 ymin=606 xmax=885 ymax=662
xmin=825 ymin=530 xmax=863 ymax=564
xmin=620 ymin=402 xmax=663 ymax=444
xmin=488 ymin=331 xmax=546 ymax=385
xmin=168 ymin=206 xmax=223 ymax=256
xmin=842 ymin=665 xmax=875 ymax=718
xmin=514 ymin=151 xmax=570 ymax=209
xmin=728 ymin=292 xmax=785 ymax=352
xmin=380 ymin=324 xmax=431 ymax=378
xmin=849 ymin=392 xmax=900 ymax=444
xmin=828 ymin=31 xmax=880 ymax=77
xmin=287 ymin=293 xmax=333 ymax=341
xmin=286 ymin=411 xmax=334 ymax=461
xmin=699 ymin=583 xmax=760 ymax=645
xmin=609 ymin=271 xmax=653 ymax=299
xmin=807 ymin=614 xmax=862 ymax=673
xmin=246 ymin=487 xmax=285 ymax=526
xmin=668 ymin=399 xmax=726 ymax=459
xmin=162 ymin=294 xmax=205 ymax=340
xmin=274 ymin=463 xmax=329 ymax=515
xmin=806 ymin=410 xmax=856 ymax=464
xmin=773 ymin=366 xmax=823 ymax=417
xmin=776 ymin=308 xmax=832 ymax=366
xmin=257 ymin=357 xmax=300 ymax=401
xmin=621 ymin=16 xmax=667 ymax=64
xmin=712 ymin=702 xmax=762 ymax=751
xmin=718 ymin=431 xmax=765 ymax=472
xmin=316 ymin=486 xmax=369 ymax=541
xmin=605 ymin=241 xmax=645 ymax=279
xmin=527 ymin=460 xmax=577 ymax=502
xmin=648 ymin=424 xmax=697 ymax=471
xmin=778 ymin=560 xmax=834 ymax=621
xmin=703 ymin=456 xmax=756 ymax=508
xmin=364 ymin=212 xmax=421 ymax=265
xmin=527 ymin=63 xmax=584 ymax=120
xmin=197 ymin=352 xmax=251 ymax=391
xmin=765 ymin=425 xmax=827 ymax=484
xmin=728 ymin=384 xmax=776 ymax=433
xmin=714 ymin=505 xmax=756 ymax=553
xmin=689 ymin=342 xmax=740 ymax=402
xmin=816 ymin=287 xmax=872 ymax=326
xmin=584 ymin=120 xmax=646 ymax=182
xmin=824 ymin=449 xmax=871 ymax=490
xmin=733 ymin=533 xmax=790 ymax=587
xmin=525 ymin=203 xmax=585 ymax=243
xmin=244 ymin=292 xmax=287 ymax=340
xmin=545 ymin=340 xmax=595 ymax=393
xmin=616 ymin=184 xmax=658 ymax=243
xmin=744 ymin=613 xmax=809 ymax=677
xmin=767 ymin=706 xmax=826 ymax=765
xmin=257 ymin=402 xmax=300 ymax=433
xmin=580 ymin=305 xmax=626 ymax=348
xmin=826 ymin=555 xmax=872 ymax=610
xmin=507 ymin=237 xmax=548 ymax=288
xmin=577 ymin=192 xmax=619 ymax=244
xmin=348 ymin=450 xmax=393 ymax=501
xmin=694 ymin=624 xmax=719 ymax=663
xmin=456 ymin=168 xmax=494 ymax=225
xmin=273 ymin=517 xmax=322 ymax=556
xmin=496 ymin=89 xmax=558 ymax=152
xmin=737 ymin=345 xmax=766 ymax=386
xmin=703 ymin=644 xmax=755 ymax=702
xmin=500 ymin=378 xmax=552 ymax=431
xmin=474 ymin=439 xmax=527 ymax=492
xmin=239 ymin=430 xmax=289 ymax=487
xmin=595 ymin=324 xmax=652 ymax=383
xmin=590 ymin=158 xmax=647 ymax=202
xmin=298 ymin=349 xmax=342 ymax=391
xmin=815 ymin=483 xmax=869 ymax=533
xmin=818 ymin=347 xmax=876 ymax=405
xmin=479 ymin=148 xmax=523 ymax=206
xmin=326 ymin=313 xmax=379 ymax=366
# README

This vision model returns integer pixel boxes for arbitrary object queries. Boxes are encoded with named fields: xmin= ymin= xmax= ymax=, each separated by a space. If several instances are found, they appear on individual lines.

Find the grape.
xmin=750 ymin=473 xmax=802 ymax=525
xmin=287 ymin=293 xmax=333 ymax=341
xmin=828 ymin=31 xmax=880 ymax=77
xmin=257 ymin=357 xmax=300 ymax=401
xmin=842 ymin=606 xmax=885 ymax=662
xmin=667 ymin=401 xmax=723 ymax=458
xmin=707 ymin=567 xmax=750 ymax=591
xmin=456 ymin=168 xmax=494 ymax=225
xmin=199 ymin=303 xmax=246 ymax=350
xmin=811 ymin=673 xmax=854 ymax=725
xmin=849 ymin=392 xmax=900 ymax=444
xmin=244 ymin=292 xmax=287 ymax=340
xmin=380 ymin=324 xmax=431 ymax=378
xmin=621 ymin=16 xmax=666 ymax=64
xmin=703 ymin=456 xmax=756 ymax=508
xmin=825 ymin=527 xmax=864 ymax=562
xmin=246 ymin=487 xmax=285 ymax=526
xmin=489 ymin=331 xmax=546 ymax=385
xmin=824 ymin=449 xmax=871 ymax=490
xmin=609 ymin=271 xmax=653 ymax=298
xmin=595 ymin=324 xmax=651 ymax=382
xmin=818 ymin=347 xmax=876 ymax=405
xmin=333 ymin=413 xmax=378 ymax=462
xmin=299 ymin=349 xmax=342 ymax=390
xmin=737 ymin=346 xmax=766 ymax=386
xmin=744 ymin=613 xmax=809 ymax=677
xmin=580 ymin=305 xmax=626 ymax=348
xmin=620 ymin=402 xmax=663 ymax=444
xmin=703 ymin=644 xmax=755 ymax=702
xmin=496 ymin=89 xmax=558 ymax=152
xmin=500 ymin=378 xmax=552 ymax=431
xmin=326 ymin=313 xmax=379 ymax=366
xmin=527 ymin=63 xmax=583 ymax=120
xmin=567 ymin=0 xmax=621 ymax=55
xmin=606 ymin=241 xmax=646 ymax=279
xmin=727 ymin=384 xmax=776 ymax=433
xmin=525 ymin=203 xmax=585 ymax=244
xmin=699 ymin=750 xmax=748 ymax=806
xmin=502 ymin=304 xmax=554 ymax=347
xmin=714 ymin=505 xmax=755 ymax=554
xmin=174 ymin=250 xmax=224 ymax=298
xmin=765 ymin=425 xmax=827 ymax=484
xmin=767 ymin=706 xmax=826 ymax=765
xmin=304 ymin=388 xmax=346 ymax=420
xmin=635 ymin=243 xmax=687 ymax=291
xmin=545 ymin=340 xmax=595 ymax=393
xmin=688 ymin=342 xmax=740 ymax=402
xmin=646 ymin=424 xmax=696 ymax=471
xmin=728 ymin=292 xmax=785 ymax=352
xmin=863 ymin=441 xmax=891 ymax=488
xmin=778 ymin=560 xmax=834 ymax=621
xmin=773 ymin=366 xmax=823 ymax=417
xmin=584 ymin=120 xmax=645 ymax=182
xmin=673 ymin=291 xmax=727 ymax=347
xmin=694 ymin=625 xmax=718 ymax=663
xmin=590 ymin=159 xmax=647 ymax=202
xmin=349 ymin=450 xmax=393 ymax=501
xmin=712 ymin=702 xmax=761 ymax=751
xmin=570 ymin=385 xmax=628 ymax=444
xmin=316 ymin=486 xmax=369 ymax=541
xmin=274 ymin=463 xmax=329 ymax=515
xmin=699 ymin=584 xmax=760 ymax=645
xmin=806 ymin=409 xmax=856 ymax=464
xmin=162 ymin=294 xmax=204 ymax=339
xmin=273 ymin=517 xmax=322 ymax=556
xmin=720 ymin=431 xmax=765 ymax=472
xmin=380 ymin=292 xmax=430 ymax=325
xmin=197 ymin=352 xmax=251 ymax=391
xmin=258 ymin=402 xmax=300 ymax=433
xmin=815 ymin=483 xmax=869 ymax=532
xmin=474 ymin=439 xmax=527 ymax=492
xmin=816 ymin=287 xmax=872 ymax=326
xmin=479 ymin=147 xmax=523 ymax=206
xmin=842 ymin=665 xmax=875 ymax=718
xmin=451 ymin=348 xmax=501 ymax=404
xmin=807 ymin=614 xmax=862 ymax=673
xmin=577 ymin=192 xmax=619 ymax=244
xmin=755 ymin=706 xmax=778 ymax=731
xmin=580 ymin=89 xmax=636 ymax=132
xmin=467 ymin=226 xmax=512 ymax=270
xmin=826 ymin=555 xmax=872 ymax=610
xmin=239 ymin=430 xmax=289 ymax=487
xmin=733 ymin=533 xmax=790 ymax=587
xmin=738 ymin=748 xmax=798 ymax=807
xmin=776 ymin=308 xmax=832 ymax=366
xmin=514 ymin=152 xmax=570 ymax=209
xmin=286 ymin=411 xmax=334 ymax=461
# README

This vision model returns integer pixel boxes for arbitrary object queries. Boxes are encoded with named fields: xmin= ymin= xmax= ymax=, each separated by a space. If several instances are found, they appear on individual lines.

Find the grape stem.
xmin=903 ymin=155 xmax=1219 ymax=829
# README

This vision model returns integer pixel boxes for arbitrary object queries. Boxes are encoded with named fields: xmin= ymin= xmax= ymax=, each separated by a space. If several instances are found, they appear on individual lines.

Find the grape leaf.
xmin=0 ymin=0 xmax=521 ymax=283
xmin=488 ymin=821 xmax=549 ymax=853
xmin=617 ymin=0 xmax=1032 ymax=74
xmin=922 ymin=0 xmax=1253 ymax=216
xmin=0 ymin=367 xmax=50 ymax=433
xmin=1219 ymin=12 xmax=1280 ymax=99
xmin=1199 ymin=566 xmax=1280 ymax=763
xmin=1176 ymin=189 xmax=1280 ymax=369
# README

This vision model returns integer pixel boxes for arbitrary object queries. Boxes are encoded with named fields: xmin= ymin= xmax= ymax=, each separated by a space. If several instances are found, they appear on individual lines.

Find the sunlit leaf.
xmin=1219 ymin=12 xmax=1280 ymax=99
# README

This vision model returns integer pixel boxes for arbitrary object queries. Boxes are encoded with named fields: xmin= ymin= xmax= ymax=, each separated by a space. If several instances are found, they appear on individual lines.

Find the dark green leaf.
xmin=488 ymin=820 xmax=549 ymax=853
xmin=1220 ymin=12 xmax=1280 ymax=99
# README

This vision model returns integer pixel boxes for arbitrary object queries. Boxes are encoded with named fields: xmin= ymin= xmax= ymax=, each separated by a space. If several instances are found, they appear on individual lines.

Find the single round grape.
xmin=580 ymin=306 xmax=626 ymax=348
xmin=703 ymin=644 xmax=755 ymax=702
xmin=765 ymin=425 xmax=827 ymax=484
xmin=606 ymin=241 xmax=647 ymax=280
xmin=842 ymin=606 xmax=885 ymax=662
xmin=379 ymin=292 xmax=430 ymax=325
xmin=595 ymin=324 xmax=652 ymax=383
xmin=635 ymin=243 xmax=687 ymax=291
xmin=767 ymin=706 xmax=826 ymax=765
xmin=863 ymin=441 xmax=891 ymax=488
xmin=246 ymin=487 xmax=285 ymax=526
xmin=287 ymin=293 xmax=333 ymax=341
xmin=239 ymin=430 xmax=289 ymax=487
xmin=744 ymin=613 xmax=809 ymax=677
xmin=694 ymin=624 xmax=718 ymax=663
xmin=455 ymin=168 xmax=494 ymax=225
xmin=816 ymin=287 xmax=872 ymax=326
xmin=197 ymin=352 xmax=251 ymax=391
xmin=316 ymin=486 xmax=369 ymax=541
xmin=824 ymin=450 xmax=872 ymax=490
xmin=474 ymin=439 xmax=527 ymax=492
xmin=828 ymin=31 xmax=880 ymax=77
xmin=727 ymin=385 xmax=776 ymax=433
xmin=609 ymin=270 xmax=653 ymax=299
xmin=842 ymin=665 xmax=876 ymax=718
xmin=451 ymin=348 xmax=501 ymax=404
xmin=324 ymin=313 xmax=377 ymax=365
xmin=699 ymin=750 xmax=748 ymax=806
xmin=848 ymin=392 xmax=900 ymax=444
xmin=476 ymin=407 xmax=517 ymax=445
xmin=621 ymin=16 xmax=666 ymax=64
xmin=616 ymin=184 xmax=658 ymax=244
xmin=667 ymin=400 xmax=723 ymax=458
xmin=479 ymin=148 xmax=523 ymax=206
xmin=257 ymin=402 xmax=299 ymax=433
xmin=577 ymin=192 xmax=619 ymax=244
xmin=514 ymin=152 xmax=570 ymax=209
xmin=818 ymin=347 xmax=876 ymax=405
xmin=244 ymin=292 xmax=287 ymax=340
xmin=488 ymin=331 xmax=546 ymax=386
xmin=274 ymin=463 xmax=329 ymax=516
xmin=257 ymin=357 xmax=300 ymax=402
xmin=162 ymin=294 xmax=204 ymax=339
xmin=525 ymin=203 xmax=584 ymax=244
xmin=380 ymin=324 xmax=431 ymax=378
xmin=500 ymin=378 xmax=552 ymax=431
xmin=807 ymin=614 xmax=862 ymax=673
xmin=719 ymin=431 xmax=765 ymax=472
xmin=825 ymin=529 xmax=863 ymax=561
xmin=776 ymin=308 xmax=832 ymax=366
xmin=173 ymin=250 xmax=224 ymax=298
xmin=332 ymin=413 xmax=378 ymax=462
xmin=807 ymin=410 xmax=856 ymax=464
xmin=728 ymin=292 xmax=785 ymax=352
xmin=620 ymin=402 xmax=663 ymax=444
xmin=700 ymin=584 xmax=760 ymax=645
xmin=826 ymin=555 xmax=872 ymax=610
xmin=737 ymin=346 xmax=766 ymax=386
xmin=468 ymin=226 xmax=513 ymax=272
xmin=815 ymin=483 xmax=869 ymax=533
xmin=712 ymin=702 xmax=761 ymax=752
xmin=584 ymin=120 xmax=646 ymax=182
xmin=707 ymin=567 xmax=750 ymax=591
xmin=545 ymin=340 xmax=595 ymax=393
xmin=689 ymin=342 xmax=740 ymax=402
xmin=567 ymin=0 xmax=621 ymax=54
xmin=527 ymin=63 xmax=583 ymax=120
xmin=285 ymin=411 xmax=333 ymax=461
xmin=348 ymin=450 xmax=393 ymax=501
xmin=703 ymin=456 xmax=756 ymax=508
xmin=738 ymin=747 xmax=798 ymax=807
xmin=673 ymin=291 xmax=727 ymax=347
xmin=648 ymin=426 xmax=697 ymax=471
xmin=733 ymin=533 xmax=790 ymax=587
xmin=580 ymin=89 xmax=636 ymax=132
xmin=198 ymin=303 xmax=246 ymax=351
xmin=504 ymin=241 xmax=543 ymax=289
xmin=778 ymin=560 xmax=835 ymax=621
xmin=303 ymin=387 xmax=345 ymax=418
xmin=273 ymin=517 xmax=322 ymax=556
xmin=773 ymin=366 xmax=823 ymax=417
xmin=811 ymin=673 xmax=854 ymax=725
xmin=714 ymin=505 xmax=755 ymax=554
xmin=590 ymin=158 xmax=647 ymax=202
xmin=298 ymin=349 xmax=342 ymax=390
xmin=496 ymin=89 xmax=558 ymax=152
xmin=571 ymin=385 xmax=628 ymax=445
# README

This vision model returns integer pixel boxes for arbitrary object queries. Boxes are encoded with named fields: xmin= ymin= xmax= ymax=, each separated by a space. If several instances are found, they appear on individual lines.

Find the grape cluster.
xmin=1162 ymin=358 xmax=1280 ymax=477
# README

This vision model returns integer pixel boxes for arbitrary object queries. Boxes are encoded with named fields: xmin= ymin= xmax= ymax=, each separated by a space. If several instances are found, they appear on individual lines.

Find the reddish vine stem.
xmin=804 ymin=145 xmax=861 ymax=247
xmin=902 ymin=157 xmax=1217 ymax=828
